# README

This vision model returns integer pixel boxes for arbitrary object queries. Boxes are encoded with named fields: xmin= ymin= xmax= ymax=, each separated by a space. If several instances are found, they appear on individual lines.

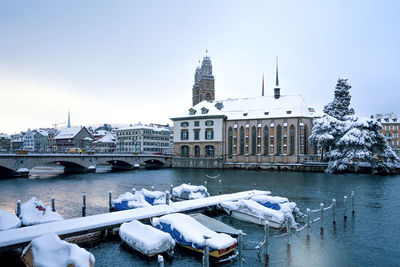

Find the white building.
xmin=116 ymin=124 xmax=173 ymax=154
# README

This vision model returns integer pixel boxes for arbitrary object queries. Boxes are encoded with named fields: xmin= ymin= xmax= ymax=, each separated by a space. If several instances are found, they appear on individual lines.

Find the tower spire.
xmin=262 ymin=72 xmax=265 ymax=96
xmin=275 ymin=56 xmax=279 ymax=87
xmin=67 ymin=110 xmax=71 ymax=128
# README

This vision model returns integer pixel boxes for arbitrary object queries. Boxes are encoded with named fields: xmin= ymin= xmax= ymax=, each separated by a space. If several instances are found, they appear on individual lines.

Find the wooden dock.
xmin=0 ymin=190 xmax=268 ymax=251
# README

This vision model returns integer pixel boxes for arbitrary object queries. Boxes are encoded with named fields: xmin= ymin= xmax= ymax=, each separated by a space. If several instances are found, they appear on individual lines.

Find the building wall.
xmin=381 ymin=122 xmax=400 ymax=157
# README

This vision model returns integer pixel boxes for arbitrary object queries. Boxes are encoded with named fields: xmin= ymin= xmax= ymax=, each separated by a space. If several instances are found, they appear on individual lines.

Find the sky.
xmin=1 ymin=0 xmax=399 ymax=134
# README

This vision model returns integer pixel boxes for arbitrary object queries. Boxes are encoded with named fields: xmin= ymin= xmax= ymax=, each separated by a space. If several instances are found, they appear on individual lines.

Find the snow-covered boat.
xmin=152 ymin=213 xmax=237 ymax=258
xmin=112 ymin=191 xmax=151 ymax=211
xmin=21 ymin=232 xmax=95 ymax=267
xmin=172 ymin=184 xmax=210 ymax=200
xmin=220 ymin=199 xmax=297 ymax=229
xmin=19 ymin=197 xmax=64 ymax=226
xmin=251 ymin=195 xmax=304 ymax=219
xmin=0 ymin=209 xmax=21 ymax=231
xmin=140 ymin=188 xmax=167 ymax=205
xmin=119 ymin=220 xmax=175 ymax=257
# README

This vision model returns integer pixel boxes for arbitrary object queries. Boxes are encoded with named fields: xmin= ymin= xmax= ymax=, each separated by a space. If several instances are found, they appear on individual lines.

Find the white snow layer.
xmin=119 ymin=220 xmax=175 ymax=255
xmin=112 ymin=192 xmax=151 ymax=209
xmin=172 ymin=184 xmax=209 ymax=199
xmin=19 ymin=197 xmax=64 ymax=226
xmin=152 ymin=213 xmax=236 ymax=250
xmin=140 ymin=188 xmax=167 ymax=205
xmin=22 ymin=232 xmax=94 ymax=267
xmin=0 ymin=209 xmax=21 ymax=231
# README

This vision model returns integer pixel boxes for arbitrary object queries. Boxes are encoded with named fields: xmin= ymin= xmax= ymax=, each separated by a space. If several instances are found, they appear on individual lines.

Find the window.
xmin=181 ymin=122 xmax=189 ymax=127
xmin=251 ymin=127 xmax=257 ymax=155
xmin=194 ymin=121 xmax=200 ymax=127
xmin=194 ymin=130 xmax=200 ymax=140
xmin=290 ymin=125 xmax=295 ymax=155
xmin=264 ymin=127 xmax=269 ymax=155
xmin=205 ymin=129 xmax=214 ymax=140
xmin=181 ymin=145 xmax=189 ymax=157
xmin=181 ymin=130 xmax=189 ymax=140
xmin=228 ymin=127 xmax=233 ymax=155
xmin=194 ymin=145 xmax=200 ymax=157
xmin=205 ymin=145 xmax=215 ymax=157
xmin=277 ymin=125 xmax=282 ymax=155
xmin=201 ymin=107 xmax=209 ymax=114
xmin=189 ymin=108 xmax=196 ymax=115
xmin=205 ymin=120 xmax=214 ymax=126
xmin=240 ymin=127 xmax=245 ymax=155
xmin=304 ymin=125 xmax=308 ymax=154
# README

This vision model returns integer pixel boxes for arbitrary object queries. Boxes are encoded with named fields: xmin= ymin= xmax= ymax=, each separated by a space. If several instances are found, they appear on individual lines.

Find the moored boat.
xmin=119 ymin=220 xmax=175 ymax=257
xmin=19 ymin=197 xmax=64 ymax=226
xmin=172 ymin=184 xmax=209 ymax=201
xmin=151 ymin=213 xmax=237 ymax=258
xmin=112 ymin=191 xmax=151 ymax=211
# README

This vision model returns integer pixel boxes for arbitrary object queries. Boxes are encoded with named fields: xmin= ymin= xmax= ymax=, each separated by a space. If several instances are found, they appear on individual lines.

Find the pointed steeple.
xmin=67 ymin=110 xmax=71 ymax=128
xmin=262 ymin=72 xmax=265 ymax=96
xmin=274 ymin=56 xmax=281 ymax=99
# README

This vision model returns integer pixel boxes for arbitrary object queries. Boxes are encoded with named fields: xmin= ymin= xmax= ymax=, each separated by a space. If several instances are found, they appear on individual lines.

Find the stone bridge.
xmin=0 ymin=154 xmax=172 ymax=177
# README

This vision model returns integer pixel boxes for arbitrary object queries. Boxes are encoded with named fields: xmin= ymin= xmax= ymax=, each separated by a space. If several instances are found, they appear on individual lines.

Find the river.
xmin=0 ymin=168 xmax=399 ymax=266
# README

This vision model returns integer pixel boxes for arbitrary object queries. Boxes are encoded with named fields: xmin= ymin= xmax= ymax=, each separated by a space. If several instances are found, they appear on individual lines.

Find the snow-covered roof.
xmin=36 ymin=129 xmax=49 ymax=137
xmin=83 ymin=137 xmax=94 ymax=141
xmin=0 ymin=133 xmax=10 ymax=139
xmin=172 ymin=95 xmax=313 ymax=121
xmin=94 ymin=133 xmax=116 ymax=143
xmin=92 ymin=130 xmax=109 ymax=137
xmin=378 ymin=118 xmax=400 ymax=124
xmin=54 ymin=127 xmax=82 ymax=140
xmin=117 ymin=124 xmax=171 ymax=132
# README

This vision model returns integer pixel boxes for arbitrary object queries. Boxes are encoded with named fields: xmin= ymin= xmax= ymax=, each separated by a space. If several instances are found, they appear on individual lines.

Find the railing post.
xmin=203 ymin=236 xmax=210 ymax=267
xmin=332 ymin=199 xmax=336 ymax=225
xmin=238 ymin=230 xmax=243 ymax=267
xmin=344 ymin=195 xmax=347 ymax=221
xmin=151 ymin=186 xmax=154 ymax=191
xmin=219 ymin=179 xmax=222 ymax=195
xmin=108 ymin=191 xmax=112 ymax=212
xmin=264 ymin=221 xmax=270 ymax=265
xmin=158 ymin=255 xmax=164 ymax=267
xmin=204 ymin=180 xmax=207 ymax=187
xmin=306 ymin=208 xmax=311 ymax=232
xmin=351 ymin=191 xmax=355 ymax=215
xmin=51 ymin=196 xmax=55 ymax=212
xmin=320 ymin=203 xmax=324 ymax=233
xmin=16 ymin=200 xmax=21 ymax=217
xmin=166 ymin=191 xmax=170 ymax=205
xmin=131 ymin=188 xmax=136 ymax=195
xmin=82 ymin=192 xmax=86 ymax=217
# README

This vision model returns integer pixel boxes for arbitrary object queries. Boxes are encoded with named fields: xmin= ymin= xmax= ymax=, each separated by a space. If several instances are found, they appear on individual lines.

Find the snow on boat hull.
xmin=223 ymin=208 xmax=283 ymax=229
xmin=179 ymin=243 xmax=237 ymax=258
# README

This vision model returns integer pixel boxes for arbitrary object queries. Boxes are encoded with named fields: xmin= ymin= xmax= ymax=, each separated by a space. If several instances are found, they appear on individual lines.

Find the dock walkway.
xmin=0 ymin=190 xmax=268 ymax=251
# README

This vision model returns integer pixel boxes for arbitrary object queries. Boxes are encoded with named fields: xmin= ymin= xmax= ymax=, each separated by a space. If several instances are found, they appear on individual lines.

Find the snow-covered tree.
xmin=323 ymin=78 xmax=354 ymax=121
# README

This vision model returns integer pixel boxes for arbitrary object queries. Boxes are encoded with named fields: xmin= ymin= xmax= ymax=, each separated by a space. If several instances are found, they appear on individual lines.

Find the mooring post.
xmin=306 ymin=208 xmax=311 ymax=232
xmin=264 ymin=221 xmax=270 ymax=265
xmin=219 ymin=179 xmax=222 ymax=195
xmin=320 ymin=203 xmax=324 ymax=233
xmin=82 ymin=192 xmax=86 ymax=217
xmin=351 ymin=191 xmax=355 ymax=215
xmin=166 ymin=191 xmax=170 ymax=205
xmin=332 ymin=199 xmax=336 ymax=225
xmin=151 ymin=186 xmax=154 ymax=191
xmin=286 ymin=216 xmax=291 ymax=252
xmin=238 ymin=230 xmax=243 ymax=267
xmin=108 ymin=191 xmax=112 ymax=212
xmin=16 ymin=200 xmax=21 ymax=217
xmin=51 ymin=196 xmax=55 ymax=212
xmin=132 ymin=188 xmax=136 ymax=195
xmin=170 ymin=184 xmax=173 ymax=196
xmin=203 ymin=236 xmax=210 ymax=267
xmin=204 ymin=180 xmax=207 ymax=187
xmin=344 ymin=195 xmax=347 ymax=221
xmin=158 ymin=255 xmax=164 ymax=267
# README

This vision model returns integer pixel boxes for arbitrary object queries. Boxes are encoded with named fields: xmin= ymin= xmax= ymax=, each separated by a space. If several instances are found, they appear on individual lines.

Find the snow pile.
xmin=120 ymin=220 xmax=175 ymax=256
xmin=152 ymin=213 xmax=236 ymax=250
xmin=140 ymin=189 xmax=167 ymax=205
xmin=221 ymin=199 xmax=285 ymax=225
xmin=0 ymin=209 xmax=21 ymax=231
xmin=251 ymin=195 xmax=291 ymax=210
xmin=19 ymin=197 xmax=64 ymax=226
xmin=112 ymin=191 xmax=151 ymax=210
xmin=22 ymin=232 xmax=95 ymax=267
xmin=172 ymin=184 xmax=210 ymax=200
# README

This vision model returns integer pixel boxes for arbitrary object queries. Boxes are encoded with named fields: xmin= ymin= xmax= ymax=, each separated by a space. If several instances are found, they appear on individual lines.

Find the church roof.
xmin=172 ymin=94 xmax=314 ymax=120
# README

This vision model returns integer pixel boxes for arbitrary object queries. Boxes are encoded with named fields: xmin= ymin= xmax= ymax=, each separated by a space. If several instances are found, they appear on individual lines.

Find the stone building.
xmin=192 ymin=52 xmax=215 ymax=106
xmin=54 ymin=126 xmax=94 ymax=152
xmin=376 ymin=115 xmax=400 ymax=157
xmin=0 ymin=134 xmax=11 ymax=152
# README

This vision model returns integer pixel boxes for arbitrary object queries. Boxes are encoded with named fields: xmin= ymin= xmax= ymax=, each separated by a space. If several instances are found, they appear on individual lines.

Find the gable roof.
xmin=54 ymin=127 xmax=83 ymax=140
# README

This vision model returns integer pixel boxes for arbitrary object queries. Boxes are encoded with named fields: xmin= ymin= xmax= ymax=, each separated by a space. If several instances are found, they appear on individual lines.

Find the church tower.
xmin=192 ymin=51 xmax=215 ymax=106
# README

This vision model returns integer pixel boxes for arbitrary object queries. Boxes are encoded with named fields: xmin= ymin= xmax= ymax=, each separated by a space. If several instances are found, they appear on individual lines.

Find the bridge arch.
xmin=143 ymin=159 xmax=165 ymax=169
xmin=0 ymin=165 xmax=15 ymax=178
xmin=106 ymin=160 xmax=134 ymax=171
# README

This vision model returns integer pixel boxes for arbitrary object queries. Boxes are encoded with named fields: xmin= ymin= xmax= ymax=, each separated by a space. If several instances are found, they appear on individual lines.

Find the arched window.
xmin=181 ymin=145 xmax=189 ymax=157
xmin=228 ymin=127 xmax=233 ymax=155
xmin=194 ymin=145 xmax=200 ymax=157
xmin=289 ymin=125 xmax=295 ymax=155
xmin=277 ymin=125 xmax=282 ymax=155
xmin=304 ymin=125 xmax=308 ymax=154
xmin=263 ymin=127 xmax=269 ymax=155
xmin=205 ymin=145 xmax=214 ymax=157
xmin=251 ymin=126 xmax=257 ymax=155
xmin=240 ymin=127 xmax=245 ymax=155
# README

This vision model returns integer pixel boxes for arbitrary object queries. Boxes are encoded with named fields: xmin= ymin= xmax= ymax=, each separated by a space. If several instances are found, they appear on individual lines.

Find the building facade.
xmin=192 ymin=53 xmax=215 ymax=106
xmin=377 ymin=117 xmax=400 ymax=157
xmin=116 ymin=124 xmax=173 ymax=154
xmin=54 ymin=126 xmax=94 ymax=152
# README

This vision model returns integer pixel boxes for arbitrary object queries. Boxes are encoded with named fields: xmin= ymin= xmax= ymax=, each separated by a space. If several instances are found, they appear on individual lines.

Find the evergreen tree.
xmin=323 ymin=78 xmax=355 ymax=121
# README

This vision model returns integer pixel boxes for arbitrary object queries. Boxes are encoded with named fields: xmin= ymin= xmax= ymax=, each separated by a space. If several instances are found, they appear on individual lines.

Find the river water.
xmin=0 ymin=168 xmax=399 ymax=267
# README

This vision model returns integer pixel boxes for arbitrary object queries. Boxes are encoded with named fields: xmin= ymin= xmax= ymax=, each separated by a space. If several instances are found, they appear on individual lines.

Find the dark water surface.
xmin=0 ymin=168 xmax=399 ymax=266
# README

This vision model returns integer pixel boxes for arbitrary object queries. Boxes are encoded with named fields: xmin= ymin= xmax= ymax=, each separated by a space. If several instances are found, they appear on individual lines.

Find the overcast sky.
xmin=1 ymin=1 xmax=399 ymax=134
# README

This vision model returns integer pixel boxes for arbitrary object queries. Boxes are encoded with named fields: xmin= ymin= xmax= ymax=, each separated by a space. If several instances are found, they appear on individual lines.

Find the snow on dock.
xmin=0 ymin=190 xmax=268 ymax=250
